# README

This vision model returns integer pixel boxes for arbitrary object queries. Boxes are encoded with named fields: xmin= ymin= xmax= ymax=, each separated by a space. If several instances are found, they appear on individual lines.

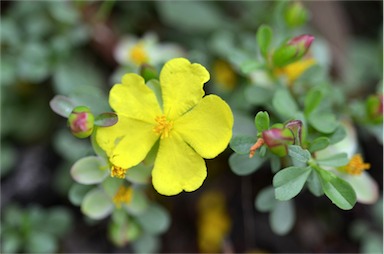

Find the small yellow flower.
xmin=213 ymin=60 xmax=237 ymax=91
xmin=197 ymin=191 xmax=231 ymax=253
xmin=128 ymin=42 xmax=150 ymax=66
xmin=338 ymin=154 xmax=371 ymax=175
xmin=97 ymin=58 xmax=234 ymax=195
xmin=113 ymin=185 xmax=133 ymax=208
xmin=276 ymin=58 xmax=315 ymax=84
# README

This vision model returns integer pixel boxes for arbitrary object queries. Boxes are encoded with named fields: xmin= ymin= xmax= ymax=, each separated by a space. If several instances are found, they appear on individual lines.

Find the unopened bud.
xmin=284 ymin=2 xmax=309 ymax=28
xmin=262 ymin=128 xmax=294 ymax=157
xmin=273 ymin=34 xmax=314 ymax=67
xmin=140 ymin=64 xmax=159 ymax=82
xmin=67 ymin=106 xmax=94 ymax=138
xmin=285 ymin=120 xmax=303 ymax=145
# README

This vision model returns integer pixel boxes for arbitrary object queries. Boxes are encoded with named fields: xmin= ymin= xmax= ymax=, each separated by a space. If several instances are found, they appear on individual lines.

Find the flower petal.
xmin=96 ymin=116 xmax=158 ymax=169
xmin=152 ymin=133 xmax=207 ymax=196
xmin=174 ymin=95 xmax=233 ymax=159
xmin=160 ymin=58 xmax=210 ymax=119
xmin=110 ymin=73 xmax=161 ymax=123
xmin=344 ymin=172 xmax=379 ymax=204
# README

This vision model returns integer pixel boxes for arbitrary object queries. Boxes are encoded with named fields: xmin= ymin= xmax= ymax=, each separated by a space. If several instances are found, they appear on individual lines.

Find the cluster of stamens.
xmin=153 ymin=115 xmax=173 ymax=139
xmin=340 ymin=154 xmax=371 ymax=175
xmin=112 ymin=186 xmax=133 ymax=208
xmin=111 ymin=165 xmax=127 ymax=179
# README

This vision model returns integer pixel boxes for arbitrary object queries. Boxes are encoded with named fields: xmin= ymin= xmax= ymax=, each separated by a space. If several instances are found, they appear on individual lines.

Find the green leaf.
xmin=308 ymin=137 xmax=330 ymax=153
xmin=244 ymin=85 xmax=273 ymax=106
xmin=309 ymin=111 xmax=339 ymax=134
xmin=81 ymin=188 xmax=114 ymax=219
xmin=255 ymin=186 xmax=277 ymax=212
xmin=317 ymin=153 xmax=349 ymax=167
xmin=306 ymin=169 xmax=324 ymax=197
xmin=230 ymin=135 xmax=256 ymax=154
xmin=270 ymin=155 xmax=281 ymax=173
xmin=2 ymin=231 xmax=22 ymax=253
xmin=45 ymin=207 xmax=73 ymax=237
xmin=156 ymin=1 xmax=223 ymax=33
xmin=25 ymin=233 xmax=57 ymax=253
xmin=269 ymin=200 xmax=295 ymax=235
xmin=240 ymin=60 xmax=264 ymax=74
xmin=327 ymin=125 xmax=347 ymax=145
xmin=229 ymin=153 xmax=266 ymax=176
xmin=255 ymin=111 xmax=270 ymax=133
xmin=94 ymin=113 xmax=118 ymax=127
xmin=318 ymin=169 xmax=357 ymax=210
xmin=256 ymin=24 xmax=273 ymax=58
xmin=304 ymin=89 xmax=323 ymax=117
xmin=288 ymin=145 xmax=311 ymax=166
xmin=70 ymin=156 xmax=109 ymax=185
xmin=136 ymin=203 xmax=170 ymax=235
xmin=273 ymin=89 xmax=298 ymax=119
xmin=273 ymin=166 xmax=312 ymax=200
xmin=272 ymin=44 xmax=297 ymax=67
xmin=132 ymin=234 xmax=160 ymax=254
xmin=125 ymin=163 xmax=152 ymax=184
xmin=69 ymin=183 xmax=93 ymax=206
xmin=102 ymin=177 xmax=124 ymax=198
xmin=124 ymin=188 xmax=149 ymax=215
xmin=109 ymin=215 xmax=141 ymax=246
xmin=49 ymin=95 xmax=76 ymax=118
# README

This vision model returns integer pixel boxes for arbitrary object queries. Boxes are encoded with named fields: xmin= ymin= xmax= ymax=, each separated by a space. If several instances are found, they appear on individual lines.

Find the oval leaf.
xmin=319 ymin=170 xmax=357 ymax=210
xmin=229 ymin=153 xmax=266 ymax=176
xmin=273 ymin=166 xmax=312 ymax=200
xmin=255 ymin=186 xmax=277 ymax=212
xmin=49 ymin=95 xmax=76 ymax=118
xmin=273 ymin=89 xmax=298 ymax=119
xmin=257 ymin=24 xmax=273 ymax=58
xmin=317 ymin=153 xmax=349 ymax=167
xmin=124 ymin=188 xmax=149 ymax=215
xmin=94 ymin=113 xmax=118 ymax=127
xmin=81 ymin=188 xmax=114 ymax=219
xmin=71 ymin=156 xmax=109 ymax=185
xmin=309 ymin=111 xmax=339 ymax=134
xmin=269 ymin=200 xmax=295 ymax=235
xmin=230 ymin=135 xmax=256 ymax=154
xmin=255 ymin=111 xmax=270 ymax=133
xmin=308 ymin=137 xmax=330 ymax=153
xmin=136 ymin=203 xmax=171 ymax=235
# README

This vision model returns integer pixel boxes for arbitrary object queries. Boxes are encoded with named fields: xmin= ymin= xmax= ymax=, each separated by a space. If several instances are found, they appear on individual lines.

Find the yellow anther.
xmin=113 ymin=186 xmax=133 ymax=208
xmin=153 ymin=115 xmax=173 ymax=139
xmin=340 ymin=154 xmax=371 ymax=175
xmin=129 ymin=42 xmax=149 ymax=66
xmin=111 ymin=165 xmax=127 ymax=179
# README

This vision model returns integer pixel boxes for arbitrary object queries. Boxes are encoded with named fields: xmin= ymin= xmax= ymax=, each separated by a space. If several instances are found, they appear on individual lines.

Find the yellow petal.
xmin=160 ymin=58 xmax=210 ymax=119
xmin=96 ymin=116 xmax=158 ymax=169
xmin=174 ymin=95 xmax=233 ymax=159
xmin=152 ymin=133 xmax=207 ymax=195
xmin=110 ymin=73 xmax=161 ymax=123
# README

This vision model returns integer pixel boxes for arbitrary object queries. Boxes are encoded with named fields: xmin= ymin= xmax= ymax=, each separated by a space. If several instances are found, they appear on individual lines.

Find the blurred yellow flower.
xmin=113 ymin=185 xmax=133 ymax=208
xmin=213 ymin=59 xmax=237 ymax=91
xmin=197 ymin=191 xmax=231 ymax=253
xmin=276 ymin=58 xmax=315 ymax=84
xmin=339 ymin=154 xmax=371 ymax=175
xmin=96 ymin=58 xmax=234 ymax=195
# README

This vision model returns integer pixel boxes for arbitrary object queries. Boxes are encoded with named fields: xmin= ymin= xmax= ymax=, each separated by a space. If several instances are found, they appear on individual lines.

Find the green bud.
xmin=284 ymin=2 xmax=309 ymax=28
xmin=140 ymin=64 xmax=159 ymax=82
xmin=262 ymin=128 xmax=294 ymax=157
xmin=67 ymin=106 xmax=95 ymax=138
xmin=285 ymin=120 xmax=303 ymax=145
xmin=366 ymin=94 xmax=383 ymax=124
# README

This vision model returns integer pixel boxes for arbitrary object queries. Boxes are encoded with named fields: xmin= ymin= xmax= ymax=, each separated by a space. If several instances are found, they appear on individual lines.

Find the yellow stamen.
xmin=111 ymin=165 xmax=127 ymax=179
xmin=113 ymin=186 xmax=133 ymax=208
xmin=339 ymin=154 xmax=371 ymax=175
xmin=153 ymin=115 xmax=173 ymax=139
xmin=129 ymin=42 xmax=149 ymax=66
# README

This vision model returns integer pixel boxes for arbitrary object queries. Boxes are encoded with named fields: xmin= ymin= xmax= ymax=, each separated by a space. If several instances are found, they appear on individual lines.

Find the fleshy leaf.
xmin=269 ymin=200 xmax=295 ymax=235
xmin=309 ymin=111 xmax=339 ymax=134
xmin=316 ymin=153 xmax=349 ymax=167
xmin=229 ymin=153 xmax=266 ymax=176
xmin=255 ymin=111 xmax=270 ymax=133
xmin=272 ymin=89 xmax=298 ymax=119
xmin=288 ymin=145 xmax=311 ymax=167
xmin=308 ymin=137 xmax=330 ymax=153
xmin=136 ymin=203 xmax=171 ymax=235
xmin=81 ymin=188 xmax=114 ymax=219
xmin=255 ymin=186 xmax=277 ymax=212
xmin=125 ymin=163 xmax=153 ymax=184
xmin=304 ymin=88 xmax=323 ymax=117
xmin=257 ymin=24 xmax=273 ymax=58
xmin=94 ymin=113 xmax=118 ymax=127
xmin=70 ymin=156 xmax=109 ymax=185
xmin=273 ymin=166 xmax=312 ymax=200
xmin=318 ymin=169 xmax=357 ymax=210
xmin=306 ymin=169 xmax=324 ymax=197
xmin=124 ymin=188 xmax=149 ymax=215
xmin=49 ymin=95 xmax=76 ymax=118
xmin=230 ymin=135 xmax=256 ymax=154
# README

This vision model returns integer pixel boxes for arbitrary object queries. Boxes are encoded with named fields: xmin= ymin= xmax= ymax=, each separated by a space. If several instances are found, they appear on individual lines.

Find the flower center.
xmin=111 ymin=165 xmax=127 ymax=179
xmin=153 ymin=115 xmax=173 ymax=139
xmin=113 ymin=186 xmax=133 ymax=208
xmin=129 ymin=43 xmax=149 ymax=66
xmin=339 ymin=154 xmax=371 ymax=175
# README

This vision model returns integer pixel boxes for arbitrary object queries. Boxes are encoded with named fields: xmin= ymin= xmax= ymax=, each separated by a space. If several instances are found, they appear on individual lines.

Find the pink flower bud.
xmin=288 ymin=34 xmax=314 ymax=57
xmin=67 ymin=106 xmax=95 ymax=138
xmin=262 ymin=128 xmax=294 ymax=156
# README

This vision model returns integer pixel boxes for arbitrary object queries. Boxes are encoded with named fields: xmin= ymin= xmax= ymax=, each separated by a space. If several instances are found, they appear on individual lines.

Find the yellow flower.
xmin=276 ymin=58 xmax=315 ymax=84
xmin=96 ymin=58 xmax=234 ymax=195
xmin=338 ymin=154 xmax=371 ymax=176
xmin=113 ymin=185 xmax=133 ymax=208
xmin=213 ymin=60 xmax=237 ymax=91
